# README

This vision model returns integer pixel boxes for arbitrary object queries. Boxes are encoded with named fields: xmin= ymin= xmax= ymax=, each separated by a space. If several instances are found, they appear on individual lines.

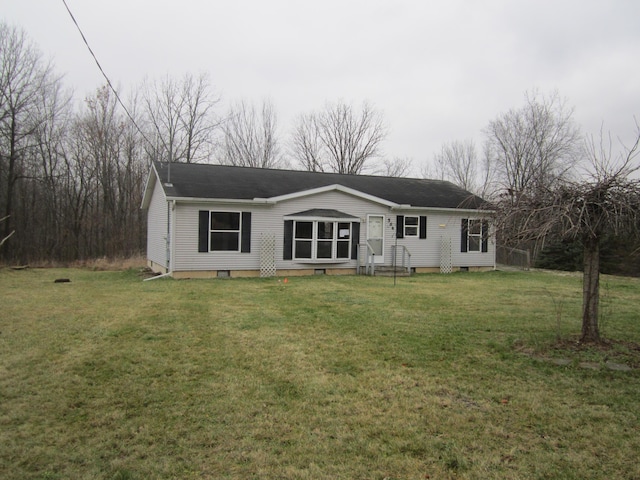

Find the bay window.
xmin=293 ymin=220 xmax=351 ymax=260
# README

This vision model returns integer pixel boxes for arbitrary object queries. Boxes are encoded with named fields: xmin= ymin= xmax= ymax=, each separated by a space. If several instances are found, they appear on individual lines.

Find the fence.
xmin=496 ymin=245 xmax=531 ymax=270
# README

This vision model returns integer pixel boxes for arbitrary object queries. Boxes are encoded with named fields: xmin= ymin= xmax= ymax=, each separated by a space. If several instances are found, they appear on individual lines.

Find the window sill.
xmin=293 ymin=259 xmax=352 ymax=264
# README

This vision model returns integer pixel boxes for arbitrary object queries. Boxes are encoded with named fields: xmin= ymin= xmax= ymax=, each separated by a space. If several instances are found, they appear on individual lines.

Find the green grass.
xmin=1 ymin=268 xmax=639 ymax=479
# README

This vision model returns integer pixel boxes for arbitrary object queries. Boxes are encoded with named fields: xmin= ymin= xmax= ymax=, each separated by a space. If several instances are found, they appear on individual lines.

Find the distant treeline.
xmin=0 ymin=24 xmax=209 ymax=263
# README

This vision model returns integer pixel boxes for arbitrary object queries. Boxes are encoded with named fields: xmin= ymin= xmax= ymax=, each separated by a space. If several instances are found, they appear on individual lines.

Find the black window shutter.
xmin=461 ymin=218 xmax=468 ymax=252
xmin=419 ymin=216 xmax=427 ymax=239
xmin=351 ymin=222 xmax=360 ymax=260
xmin=396 ymin=215 xmax=404 ymax=238
xmin=481 ymin=220 xmax=489 ymax=253
xmin=241 ymin=212 xmax=251 ymax=253
xmin=198 ymin=210 xmax=209 ymax=252
xmin=283 ymin=220 xmax=293 ymax=260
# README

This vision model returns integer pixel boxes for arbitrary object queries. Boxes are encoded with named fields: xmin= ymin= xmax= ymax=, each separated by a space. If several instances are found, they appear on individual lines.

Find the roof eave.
xmin=165 ymin=196 xmax=276 ymax=205
xmin=140 ymin=163 xmax=160 ymax=210
xmin=391 ymin=205 xmax=495 ymax=215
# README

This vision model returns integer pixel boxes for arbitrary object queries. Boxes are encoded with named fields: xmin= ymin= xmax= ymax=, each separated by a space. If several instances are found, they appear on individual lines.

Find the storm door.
xmin=367 ymin=215 xmax=385 ymax=264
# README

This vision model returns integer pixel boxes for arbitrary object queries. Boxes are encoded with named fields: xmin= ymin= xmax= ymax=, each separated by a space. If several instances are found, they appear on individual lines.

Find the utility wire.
xmin=60 ymin=0 xmax=154 ymax=150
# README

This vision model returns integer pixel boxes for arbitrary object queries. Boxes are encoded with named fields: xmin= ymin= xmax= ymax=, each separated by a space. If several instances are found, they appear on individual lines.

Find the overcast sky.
xmin=4 ymin=0 xmax=640 ymax=175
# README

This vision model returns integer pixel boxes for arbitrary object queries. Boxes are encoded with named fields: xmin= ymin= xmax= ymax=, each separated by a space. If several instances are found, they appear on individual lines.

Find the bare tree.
xmin=290 ymin=112 xmax=323 ymax=172
xmin=291 ymin=101 xmax=387 ymax=174
xmin=378 ymin=156 xmax=413 ymax=177
xmin=61 ymin=116 xmax=98 ymax=259
xmin=72 ymin=86 xmax=147 ymax=258
xmin=179 ymin=73 xmax=220 ymax=163
xmin=142 ymin=75 xmax=183 ymax=163
xmin=424 ymin=139 xmax=496 ymax=198
xmin=433 ymin=139 xmax=478 ymax=191
xmin=0 ymin=22 xmax=58 ymax=258
xmin=31 ymin=75 xmax=73 ymax=258
xmin=494 ymin=125 xmax=640 ymax=343
xmin=485 ymin=90 xmax=581 ymax=196
xmin=142 ymin=72 xmax=219 ymax=163
xmin=222 ymin=99 xmax=281 ymax=168
xmin=0 ymin=23 xmax=149 ymax=264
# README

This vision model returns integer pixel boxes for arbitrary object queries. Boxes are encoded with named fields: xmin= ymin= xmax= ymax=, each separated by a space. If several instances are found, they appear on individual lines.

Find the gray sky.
xmin=4 ymin=0 xmax=640 ymax=174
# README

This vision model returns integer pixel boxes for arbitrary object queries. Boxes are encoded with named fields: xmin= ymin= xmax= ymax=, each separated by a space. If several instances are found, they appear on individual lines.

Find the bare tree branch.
xmin=485 ymin=90 xmax=581 ymax=195
xmin=222 ymin=99 xmax=282 ymax=168
xmin=493 ymin=123 xmax=640 ymax=342
xmin=377 ymin=156 xmax=413 ymax=177
xmin=142 ymin=73 xmax=219 ymax=163
xmin=291 ymin=101 xmax=387 ymax=174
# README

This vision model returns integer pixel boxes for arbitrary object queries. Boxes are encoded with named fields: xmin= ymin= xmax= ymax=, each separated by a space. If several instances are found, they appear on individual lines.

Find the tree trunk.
xmin=581 ymin=237 xmax=600 ymax=343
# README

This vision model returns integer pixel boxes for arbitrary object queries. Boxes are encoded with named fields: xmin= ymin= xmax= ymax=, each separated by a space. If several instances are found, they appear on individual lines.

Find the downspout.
xmin=144 ymin=201 xmax=173 ymax=282
xmin=166 ymin=199 xmax=171 ymax=273
xmin=143 ymin=271 xmax=172 ymax=281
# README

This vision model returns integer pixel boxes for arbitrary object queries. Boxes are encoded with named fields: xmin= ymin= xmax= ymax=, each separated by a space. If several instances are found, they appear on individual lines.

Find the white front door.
xmin=367 ymin=215 xmax=385 ymax=264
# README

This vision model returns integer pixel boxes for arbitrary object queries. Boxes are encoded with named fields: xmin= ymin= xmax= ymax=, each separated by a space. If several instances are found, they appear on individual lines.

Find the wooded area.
xmin=0 ymin=31 xmax=147 ymax=262
xmin=0 ymin=24 xmax=149 ymax=262
xmin=0 ymin=23 xmax=396 ymax=263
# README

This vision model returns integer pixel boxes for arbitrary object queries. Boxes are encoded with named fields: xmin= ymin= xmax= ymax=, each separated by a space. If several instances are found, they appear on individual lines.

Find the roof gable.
xmin=149 ymin=162 xmax=488 ymax=210
xmin=266 ymin=184 xmax=398 ymax=207
xmin=286 ymin=209 xmax=358 ymax=219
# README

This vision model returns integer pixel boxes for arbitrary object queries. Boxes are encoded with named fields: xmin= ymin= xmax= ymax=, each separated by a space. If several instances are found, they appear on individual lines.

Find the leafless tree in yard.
xmin=484 ymin=90 xmax=583 ymax=260
xmin=493 ymin=124 xmax=640 ymax=343
xmin=291 ymin=101 xmax=387 ymax=174
xmin=222 ymin=99 xmax=281 ymax=168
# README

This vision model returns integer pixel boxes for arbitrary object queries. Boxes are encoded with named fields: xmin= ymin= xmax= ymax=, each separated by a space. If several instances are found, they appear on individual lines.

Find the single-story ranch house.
xmin=142 ymin=162 xmax=495 ymax=278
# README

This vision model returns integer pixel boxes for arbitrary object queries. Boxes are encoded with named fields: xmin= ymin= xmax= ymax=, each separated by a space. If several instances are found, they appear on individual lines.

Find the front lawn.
xmin=1 ymin=268 xmax=639 ymax=479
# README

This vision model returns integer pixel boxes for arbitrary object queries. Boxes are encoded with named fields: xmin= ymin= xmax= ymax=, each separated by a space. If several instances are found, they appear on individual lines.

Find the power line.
xmin=60 ymin=0 xmax=154 ymax=150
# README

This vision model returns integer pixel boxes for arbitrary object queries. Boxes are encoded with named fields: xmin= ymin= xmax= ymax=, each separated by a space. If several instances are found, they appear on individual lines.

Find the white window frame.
xmin=210 ymin=211 xmax=241 ymax=252
xmin=293 ymin=220 xmax=352 ymax=261
xmin=404 ymin=215 xmax=419 ymax=237
xmin=467 ymin=218 xmax=483 ymax=252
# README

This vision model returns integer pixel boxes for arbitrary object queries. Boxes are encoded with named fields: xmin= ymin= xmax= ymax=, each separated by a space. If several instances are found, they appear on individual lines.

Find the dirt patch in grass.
xmin=517 ymin=336 xmax=640 ymax=369
xmin=556 ymin=338 xmax=640 ymax=367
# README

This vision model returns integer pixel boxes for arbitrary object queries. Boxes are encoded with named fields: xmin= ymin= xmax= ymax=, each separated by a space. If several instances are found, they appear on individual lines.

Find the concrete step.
xmin=373 ymin=266 xmax=411 ymax=277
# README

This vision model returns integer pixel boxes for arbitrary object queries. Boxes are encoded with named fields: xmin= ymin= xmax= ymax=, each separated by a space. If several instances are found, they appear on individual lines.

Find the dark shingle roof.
xmin=288 ymin=209 xmax=358 ymax=218
xmin=153 ymin=162 xmax=487 ymax=210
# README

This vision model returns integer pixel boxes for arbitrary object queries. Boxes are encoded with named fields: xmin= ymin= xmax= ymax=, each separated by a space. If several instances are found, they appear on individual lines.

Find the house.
xmin=141 ymin=162 xmax=495 ymax=278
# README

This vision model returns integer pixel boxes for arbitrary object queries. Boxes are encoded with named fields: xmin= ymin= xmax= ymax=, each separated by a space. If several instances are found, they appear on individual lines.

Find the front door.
xmin=367 ymin=215 xmax=384 ymax=264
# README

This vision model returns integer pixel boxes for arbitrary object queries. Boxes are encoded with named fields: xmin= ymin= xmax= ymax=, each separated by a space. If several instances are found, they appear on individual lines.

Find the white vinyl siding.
xmin=392 ymin=211 xmax=495 ymax=269
xmin=173 ymin=203 xmax=262 ymax=271
xmin=158 ymin=189 xmax=494 ymax=273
